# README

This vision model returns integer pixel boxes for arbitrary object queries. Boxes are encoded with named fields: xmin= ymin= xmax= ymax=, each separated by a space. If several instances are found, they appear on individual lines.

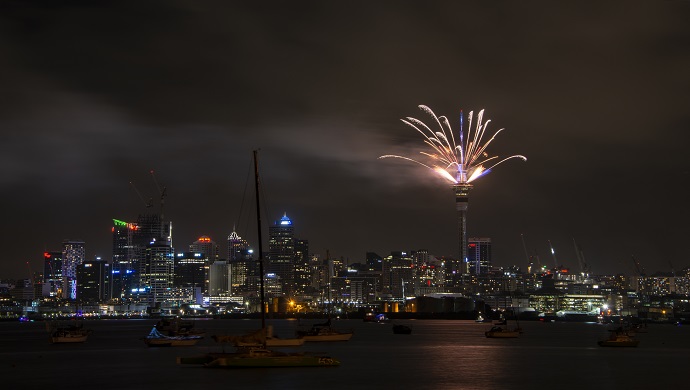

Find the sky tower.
xmin=454 ymin=183 xmax=472 ymax=265
xmin=380 ymin=105 xmax=526 ymax=270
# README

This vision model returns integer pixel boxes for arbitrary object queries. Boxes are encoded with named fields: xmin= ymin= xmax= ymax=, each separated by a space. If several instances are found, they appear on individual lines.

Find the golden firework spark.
xmin=380 ymin=105 xmax=526 ymax=184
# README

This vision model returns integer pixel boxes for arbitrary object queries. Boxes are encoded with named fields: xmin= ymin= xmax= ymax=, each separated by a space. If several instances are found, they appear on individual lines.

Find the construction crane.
xmin=26 ymin=261 xmax=36 ymax=285
xmin=547 ymin=240 xmax=559 ymax=269
xmin=520 ymin=233 xmax=531 ymax=272
xmin=631 ymin=255 xmax=646 ymax=277
xmin=129 ymin=181 xmax=153 ymax=209
xmin=572 ymin=238 xmax=590 ymax=277
xmin=150 ymin=170 xmax=167 ymax=220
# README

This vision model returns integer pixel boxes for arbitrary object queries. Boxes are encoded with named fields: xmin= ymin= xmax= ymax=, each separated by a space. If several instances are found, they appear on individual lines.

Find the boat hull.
xmin=145 ymin=338 xmax=201 ymax=347
xmin=51 ymin=334 xmax=89 ymax=343
xmin=301 ymin=333 xmax=353 ymax=342
xmin=598 ymin=340 xmax=639 ymax=347
xmin=485 ymin=331 xmax=520 ymax=338
xmin=236 ymin=337 xmax=306 ymax=347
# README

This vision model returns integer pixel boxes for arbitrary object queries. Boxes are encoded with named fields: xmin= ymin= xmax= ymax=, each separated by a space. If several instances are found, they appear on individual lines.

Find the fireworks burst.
xmin=379 ymin=105 xmax=526 ymax=184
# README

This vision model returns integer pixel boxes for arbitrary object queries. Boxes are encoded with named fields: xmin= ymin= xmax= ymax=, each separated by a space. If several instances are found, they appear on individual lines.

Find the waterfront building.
xmin=62 ymin=240 xmax=85 ymax=300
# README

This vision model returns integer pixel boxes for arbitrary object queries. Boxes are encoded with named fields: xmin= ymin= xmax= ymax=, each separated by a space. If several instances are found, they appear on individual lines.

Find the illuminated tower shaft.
xmin=454 ymin=184 xmax=473 ymax=270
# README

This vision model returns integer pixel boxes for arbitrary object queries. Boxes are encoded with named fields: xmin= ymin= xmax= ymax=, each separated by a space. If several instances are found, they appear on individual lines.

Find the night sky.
xmin=2 ymin=1 xmax=689 ymax=279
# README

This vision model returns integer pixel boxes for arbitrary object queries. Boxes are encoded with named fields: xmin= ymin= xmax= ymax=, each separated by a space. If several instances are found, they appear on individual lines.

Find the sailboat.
xmin=47 ymin=320 xmax=92 ymax=343
xmin=177 ymin=150 xmax=339 ymax=368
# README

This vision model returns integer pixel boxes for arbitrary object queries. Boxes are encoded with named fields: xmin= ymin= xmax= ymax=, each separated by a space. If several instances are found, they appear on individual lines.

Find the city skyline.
xmin=1 ymin=2 xmax=689 ymax=279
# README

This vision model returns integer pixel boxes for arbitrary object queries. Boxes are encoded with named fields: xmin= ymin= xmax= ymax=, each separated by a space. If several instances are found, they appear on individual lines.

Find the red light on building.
xmin=44 ymin=252 xmax=51 ymax=259
xmin=469 ymin=243 xmax=476 ymax=247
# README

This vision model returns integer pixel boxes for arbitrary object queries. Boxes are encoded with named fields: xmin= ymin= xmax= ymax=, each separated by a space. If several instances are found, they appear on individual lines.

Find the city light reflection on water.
xmin=2 ymin=319 xmax=690 ymax=389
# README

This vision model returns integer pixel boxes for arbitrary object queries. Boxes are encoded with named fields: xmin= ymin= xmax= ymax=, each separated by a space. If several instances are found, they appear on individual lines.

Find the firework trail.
xmin=379 ymin=105 xmax=526 ymax=184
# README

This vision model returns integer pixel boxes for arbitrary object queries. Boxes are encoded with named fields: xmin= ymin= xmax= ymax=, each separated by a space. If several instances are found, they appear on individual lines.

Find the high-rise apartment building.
xmin=62 ymin=240 xmax=85 ymax=300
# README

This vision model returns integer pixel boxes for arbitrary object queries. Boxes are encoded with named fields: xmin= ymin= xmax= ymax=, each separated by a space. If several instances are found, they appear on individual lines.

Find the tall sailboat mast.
xmin=253 ymin=150 xmax=266 ymax=331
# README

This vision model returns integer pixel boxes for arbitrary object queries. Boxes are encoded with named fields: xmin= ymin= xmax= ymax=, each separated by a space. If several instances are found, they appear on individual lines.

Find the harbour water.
xmin=2 ymin=318 xmax=689 ymax=389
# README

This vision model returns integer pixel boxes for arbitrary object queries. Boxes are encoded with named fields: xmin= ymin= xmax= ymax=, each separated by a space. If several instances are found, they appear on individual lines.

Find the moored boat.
xmin=47 ymin=321 xmax=92 ymax=343
xmin=598 ymin=329 xmax=639 ymax=347
xmin=297 ymin=319 xmax=353 ymax=342
xmin=485 ymin=326 xmax=520 ymax=338
xmin=214 ymin=325 xmax=305 ymax=347
xmin=364 ymin=312 xmax=391 ymax=323
xmin=144 ymin=326 xmax=203 ymax=347
xmin=155 ymin=316 xmax=206 ymax=337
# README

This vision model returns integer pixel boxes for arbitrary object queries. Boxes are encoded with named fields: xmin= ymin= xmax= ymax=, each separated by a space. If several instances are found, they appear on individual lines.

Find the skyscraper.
xmin=293 ymin=239 xmax=311 ymax=295
xmin=227 ymin=231 xmax=255 ymax=296
xmin=111 ymin=219 xmax=137 ymax=301
xmin=133 ymin=213 xmax=173 ymax=302
xmin=174 ymin=252 xmax=208 ymax=292
xmin=140 ymin=239 xmax=174 ymax=304
xmin=190 ymin=236 xmax=218 ymax=262
xmin=467 ymin=237 xmax=492 ymax=275
xmin=62 ymin=240 xmax=85 ymax=300
xmin=268 ymin=213 xmax=295 ymax=296
xmin=77 ymin=258 xmax=111 ymax=303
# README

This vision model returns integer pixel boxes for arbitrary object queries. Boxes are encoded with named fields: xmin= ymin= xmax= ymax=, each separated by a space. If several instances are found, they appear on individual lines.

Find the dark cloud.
xmin=1 ymin=1 xmax=689 ymax=279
